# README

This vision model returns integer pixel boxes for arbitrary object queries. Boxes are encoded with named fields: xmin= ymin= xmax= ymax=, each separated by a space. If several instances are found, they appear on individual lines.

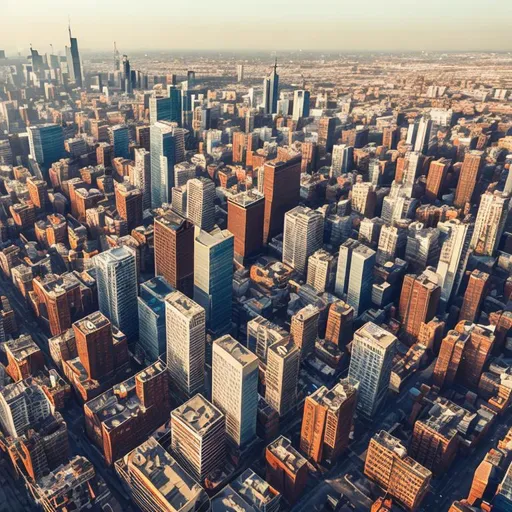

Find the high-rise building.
xmin=325 ymin=301 xmax=354 ymax=347
xmin=459 ymin=270 xmax=489 ymax=323
xmin=28 ymin=124 xmax=64 ymax=169
xmin=68 ymin=24 xmax=83 ymax=87
xmin=348 ymin=322 xmax=397 ymax=419
xmin=436 ymin=219 xmax=473 ymax=304
xmin=300 ymin=379 xmax=357 ymax=464
xmin=109 ymin=124 xmax=130 ymax=160
xmin=149 ymin=93 xmax=182 ymax=125
xmin=454 ymin=151 xmax=484 ymax=208
xmin=133 ymin=148 xmax=151 ymax=210
xmin=290 ymin=305 xmax=319 ymax=358
xmin=171 ymin=394 xmax=226 ymax=482
xmin=115 ymin=182 xmax=143 ymax=232
xmin=413 ymin=117 xmax=433 ymax=153
xmin=94 ymin=247 xmax=138 ymax=339
xmin=154 ymin=211 xmax=194 ymax=295
xmin=471 ymin=190 xmax=509 ymax=256
xmin=231 ymin=468 xmax=282 ymax=512
xmin=194 ymin=230 xmax=234 ymax=335
xmin=399 ymin=269 xmax=441 ymax=340
xmin=331 ymin=144 xmax=353 ymax=176
xmin=425 ymin=158 xmax=450 ymax=201
xmin=247 ymin=316 xmax=289 ymax=363
xmin=283 ymin=206 xmax=324 ymax=275
xmin=228 ymin=189 xmax=265 ymax=263
xmin=115 ymin=437 xmax=210 ymax=512
xmin=165 ymin=290 xmax=205 ymax=397
xmin=0 ymin=380 xmax=52 ymax=437
xmin=266 ymin=436 xmax=308 ymax=505
xmin=292 ymin=90 xmax=310 ymax=121
xmin=263 ymin=60 xmax=279 ymax=115
xmin=262 ymin=157 xmax=301 ymax=245
xmin=237 ymin=64 xmax=244 ymax=82
xmin=150 ymin=121 xmax=185 ymax=207
xmin=405 ymin=222 xmax=440 ymax=273
xmin=265 ymin=338 xmax=300 ymax=417
xmin=137 ymin=277 xmax=174 ymax=364
xmin=307 ymin=249 xmax=337 ymax=293
xmin=432 ymin=330 xmax=468 ymax=389
xmin=335 ymin=239 xmax=376 ymax=316
xmin=364 ymin=431 xmax=432 ymax=511
xmin=318 ymin=117 xmax=336 ymax=158
xmin=212 ymin=335 xmax=259 ymax=447
xmin=187 ymin=177 xmax=216 ymax=232
xmin=351 ymin=182 xmax=376 ymax=217
xmin=454 ymin=321 xmax=495 ymax=389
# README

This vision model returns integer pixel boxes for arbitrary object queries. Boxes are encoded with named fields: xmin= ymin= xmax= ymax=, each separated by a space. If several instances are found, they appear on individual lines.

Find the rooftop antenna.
xmin=50 ymin=43 xmax=54 ymax=54
xmin=68 ymin=15 xmax=72 ymax=38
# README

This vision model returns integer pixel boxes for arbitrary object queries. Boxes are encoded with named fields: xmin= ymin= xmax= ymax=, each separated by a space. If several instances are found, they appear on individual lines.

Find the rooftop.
xmin=267 ymin=436 xmax=307 ymax=475
xmin=308 ymin=379 xmax=357 ymax=412
xmin=232 ymin=469 xmax=280 ymax=509
xmin=166 ymin=290 xmax=204 ymax=318
xmin=214 ymin=335 xmax=258 ymax=366
xmin=172 ymin=394 xmax=224 ymax=435
xmin=124 ymin=437 xmax=208 ymax=511
xmin=155 ymin=211 xmax=190 ymax=231
xmin=228 ymin=189 xmax=264 ymax=207
xmin=211 ymin=485 xmax=255 ymax=512
xmin=5 ymin=335 xmax=40 ymax=362
xmin=73 ymin=311 xmax=110 ymax=334
xmin=355 ymin=322 xmax=397 ymax=349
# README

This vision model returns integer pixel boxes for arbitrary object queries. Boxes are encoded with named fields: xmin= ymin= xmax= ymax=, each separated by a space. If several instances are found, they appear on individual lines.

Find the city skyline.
xmin=3 ymin=0 xmax=512 ymax=53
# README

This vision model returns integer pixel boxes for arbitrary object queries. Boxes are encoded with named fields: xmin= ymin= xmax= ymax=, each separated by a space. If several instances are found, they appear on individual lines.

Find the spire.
xmin=274 ymin=56 xmax=278 ymax=73
xmin=68 ymin=16 xmax=72 ymax=39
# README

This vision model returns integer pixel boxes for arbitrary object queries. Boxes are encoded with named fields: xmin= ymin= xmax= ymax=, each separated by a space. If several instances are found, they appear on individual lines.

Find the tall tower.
xmin=68 ymin=22 xmax=83 ymax=87
xmin=94 ymin=247 xmax=138 ymax=339
xmin=292 ymin=90 xmax=310 ymax=121
xmin=454 ymin=151 xmax=484 ymax=208
xmin=290 ymin=305 xmax=319 ymax=358
xmin=471 ymin=190 xmax=509 ymax=256
xmin=399 ymin=269 xmax=441 ymax=341
xmin=154 ymin=211 xmax=194 ymax=296
xmin=263 ymin=59 xmax=279 ymax=115
xmin=150 ymin=122 xmax=184 ymax=207
xmin=300 ymin=379 xmax=357 ymax=464
xmin=212 ymin=335 xmax=259 ymax=447
xmin=187 ymin=178 xmax=216 ymax=232
xmin=194 ymin=230 xmax=234 ymax=335
xmin=348 ymin=322 xmax=397 ymax=419
xmin=165 ymin=290 xmax=206 ymax=397
xmin=459 ymin=270 xmax=489 ymax=323
xmin=283 ymin=206 xmax=324 ymax=275
xmin=265 ymin=338 xmax=300 ymax=417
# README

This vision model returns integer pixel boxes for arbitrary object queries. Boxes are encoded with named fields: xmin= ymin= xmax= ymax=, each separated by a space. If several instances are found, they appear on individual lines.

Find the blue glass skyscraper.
xmin=28 ymin=124 xmax=64 ymax=170
xmin=150 ymin=121 xmax=177 ymax=207
xmin=263 ymin=59 xmax=279 ymax=115
xmin=194 ymin=229 xmax=234 ymax=335
xmin=68 ymin=24 xmax=83 ymax=87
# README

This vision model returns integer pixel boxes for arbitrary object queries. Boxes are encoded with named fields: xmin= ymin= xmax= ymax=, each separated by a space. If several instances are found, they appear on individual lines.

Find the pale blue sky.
xmin=3 ymin=0 xmax=512 ymax=54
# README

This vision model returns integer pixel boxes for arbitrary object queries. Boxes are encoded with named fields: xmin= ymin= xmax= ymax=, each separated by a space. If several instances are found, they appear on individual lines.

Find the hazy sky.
xmin=3 ymin=0 xmax=512 ymax=54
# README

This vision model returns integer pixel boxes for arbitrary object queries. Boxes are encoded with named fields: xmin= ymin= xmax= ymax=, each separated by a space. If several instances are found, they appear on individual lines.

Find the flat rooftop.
xmin=228 ymin=189 xmax=264 ymax=207
xmin=355 ymin=322 xmax=397 ymax=349
xmin=73 ymin=311 xmax=110 ymax=334
xmin=211 ymin=485 xmax=255 ymax=512
xmin=166 ymin=290 xmax=204 ymax=318
xmin=126 ymin=437 xmax=207 ymax=511
xmin=267 ymin=436 xmax=307 ymax=475
xmin=214 ymin=335 xmax=258 ymax=366
xmin=232 ymin=469 xmax=280 ymax=509
xmin=155 ymin=211 xmax=190 ymax=231
xmin=5 ymin=335 xmax=40 ymax=361
xmin=172 ymin=394 xmax=224 ymax=435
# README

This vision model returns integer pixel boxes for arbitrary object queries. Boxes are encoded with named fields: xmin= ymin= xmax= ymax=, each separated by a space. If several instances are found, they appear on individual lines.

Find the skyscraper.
xmin=171 ymin=394 xmax=226 ymax=482
xmin=365 ymin=431 xmax=432 ymax=511
xmin=262 ymin=157 xmax=301 ymax=245
xmin=263 ymin=60 xmax=279 ymax=115
xmin=154 ymin=211 xmax=194 ymax=296
xmin=166 ymin=290 xmax=206 ymax=397
xmin=348 ymin=322 xmax=397 ymax=419
xmin=307 ymin=248 xmax=337 ymax=293
xmin=68 ymin=23 xmax=83 ymax=87
xmin=265 ymin=337 xmax=300 ymax=417
xmin=227 ymin=189 xmax=265 ymax=263
xmin=459 ymin=270 xmax=489 ymax=323
xmin=212 ymin=335 xmax=259 ymax=447
xmin=109 ymin=124 xmax=130 ymax=160
xmin=300 ymin=379 xmax=357 ymax=464
xmin=425 ymin=158 xmax=450 ymax=201
xmin=94 ymin=247 xmax=138 ymax=339
xmin=283 ymin=206 xmax=324 ymax=275
xmin=399 ymin=269 xmax=441 ymax=341
xmin=150 ymin=121 xmax=184 ymax=207
xmin=137 ymin=277 xmax=174 ymax=364
xmin=187 ymin=177 xmax=216 ymax=232
xmin=133 ymin=148 xmax=151 ymax=210
xmin=292 ymin=90 xmax=310 ymax=121
xmin=28 ymin=124 xmax=64 ymax=169
xmin=454 ymin=151 xmax=484 ymax=208
xmin=331 ymin=144 xmax=353 ymax=176
xmin=318 ymin=117 xmax=336 ymax=158
xmin=149 ymin=89 xmax=182 ymax=125
xmin=290 ymin=305 xmax=319 ymax=358
xmin=335 ymin=239 xmax=376 ymax=316
xmin=194 ymin=229 xmax=234 ymax=335
xmin=470 ymin=190 xmax=509 ymax=256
